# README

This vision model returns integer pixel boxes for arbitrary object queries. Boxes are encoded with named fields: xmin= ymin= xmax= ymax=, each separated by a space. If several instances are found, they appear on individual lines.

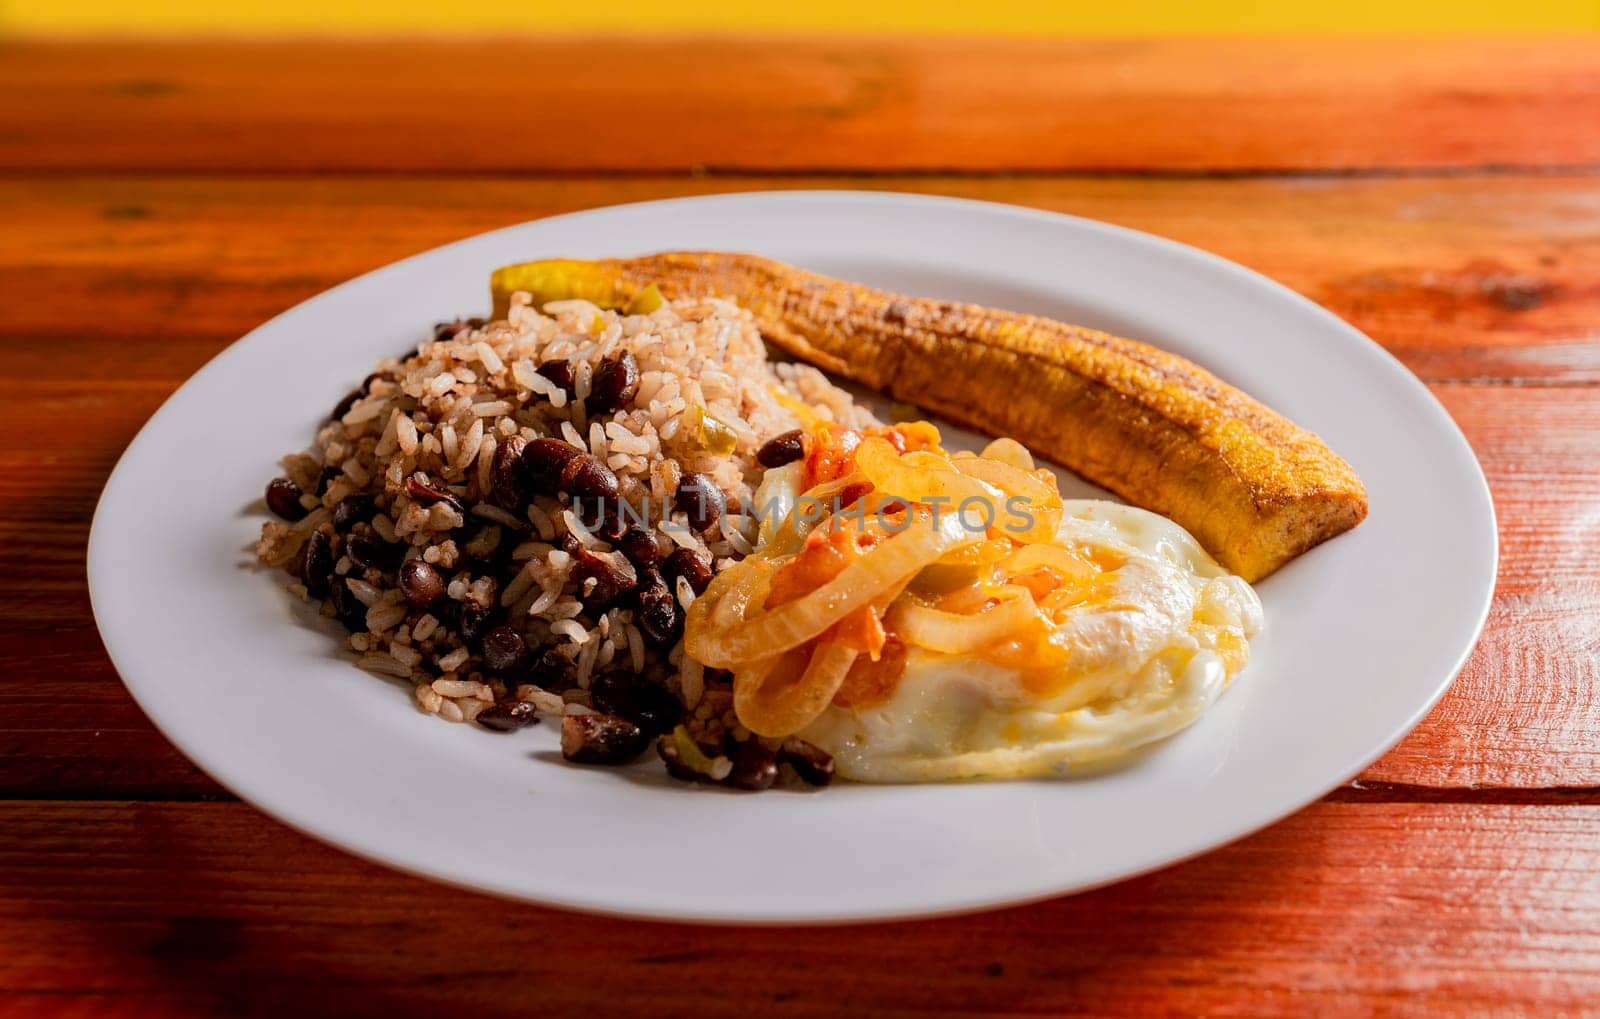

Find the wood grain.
xmin=5 ymin=36 xmax=1600 ymax=1012
xmin=0 ymin=174 xmax=1595 ymax=795
xmin=3 ymin=38 xmax=1599 ymax=174
xmin=1 ymin=376 xmax=1593 ymax=796
xmin=2 ymin=174 xmax=1596 ymax=383
xmin=4 ymin=800 xmax=1599 ymax=1016
xmin=1367 ymin=385 xmax=1600 ymax=788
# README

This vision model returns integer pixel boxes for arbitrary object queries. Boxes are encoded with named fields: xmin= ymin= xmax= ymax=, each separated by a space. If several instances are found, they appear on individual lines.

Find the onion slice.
xmin=980 ymin=436 xmax=1035 ymax=470
xmin=995 ymin=543 xmax=1100 ymax=586
xmin=855 ymin=437 xmax=1001 ymax=508
xmin=734 ymin=642 xmax=860 ymax=737
xmin=686 ymin=510 xmax=980 ymax=667
xmin=708 ymin=556 xmax=776 ymax=629
xmin=759 ymin=473 xmax=867 ymax=559
xmin=953 ymin=457 xmax=1062 ymax=543
xmin=888 ymin=586 xmax=1043 ymax=655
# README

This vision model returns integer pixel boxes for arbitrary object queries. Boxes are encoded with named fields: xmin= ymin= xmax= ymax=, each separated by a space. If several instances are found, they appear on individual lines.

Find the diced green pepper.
xmin=667 ymin=726 xmax=721 ymax=777
xmin=690 ymin=406 xmax=739 ymax=457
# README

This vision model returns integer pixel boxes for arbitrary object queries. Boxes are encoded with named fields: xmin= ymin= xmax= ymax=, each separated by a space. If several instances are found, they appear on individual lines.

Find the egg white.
xmin=791 ymin=499 xmax=1264 ymax=782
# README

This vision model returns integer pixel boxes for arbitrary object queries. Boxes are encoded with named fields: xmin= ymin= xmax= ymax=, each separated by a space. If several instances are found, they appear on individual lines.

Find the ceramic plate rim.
xmin=88 ymin=191 xmax=1497 ymax=924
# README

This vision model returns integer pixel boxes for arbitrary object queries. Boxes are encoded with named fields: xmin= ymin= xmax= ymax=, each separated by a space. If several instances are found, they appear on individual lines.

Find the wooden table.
xmin=3 ymin=36 xmax=1597 ymax=1016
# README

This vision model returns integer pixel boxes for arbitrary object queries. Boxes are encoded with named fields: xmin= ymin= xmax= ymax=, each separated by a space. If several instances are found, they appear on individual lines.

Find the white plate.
xmin=90 ymin=192 xmax=1496 ymax=924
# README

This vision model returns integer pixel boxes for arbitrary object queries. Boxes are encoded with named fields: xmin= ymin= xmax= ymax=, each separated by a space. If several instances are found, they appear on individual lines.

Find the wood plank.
xmin=2 ymin=174 xmax=1596 ymax=383
xmin=2 ymin=800 xmax=1598 ymax=1015
xmin=0 ymin=380 xmax=1592 ymax=795
xmin=2 ymin=38 xmax=1598 ymax=173
xmin=1366 ymin=385 xmax=1600 ymax=788
xmin=1 ymin=176 xmax=1591 ymax=795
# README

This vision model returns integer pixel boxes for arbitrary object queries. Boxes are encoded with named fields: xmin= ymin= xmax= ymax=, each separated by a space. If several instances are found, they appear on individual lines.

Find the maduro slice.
xmin=492 ymin=253 xmax=1368 ymax=581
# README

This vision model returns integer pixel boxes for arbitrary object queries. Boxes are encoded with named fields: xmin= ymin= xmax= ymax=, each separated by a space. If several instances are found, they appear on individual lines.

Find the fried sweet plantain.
xmin=491 ymin=253 xmax=1367 ymax=581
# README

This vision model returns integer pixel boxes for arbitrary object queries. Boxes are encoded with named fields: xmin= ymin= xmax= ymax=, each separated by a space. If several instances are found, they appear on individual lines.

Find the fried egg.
xmin=793 ymin=500 xmax=1263 ymax=782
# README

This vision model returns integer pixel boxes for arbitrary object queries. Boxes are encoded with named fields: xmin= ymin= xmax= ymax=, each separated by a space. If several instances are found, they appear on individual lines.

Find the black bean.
xmin=460 ymin=523 xmax=510 ymax=571
xmin=490 ymin=434 xmax=530 ymax=511
xmin=524 ymin=648 xmax=577 ymax=693
xmin=634 ymin=568 xmax=682 ymax=647
xmin=266 ymin=478 xmax=307 ymax=521
xmin=674 ymin=472 xmax=725 ymax=532
xmin=561 ymin=714 xmax=649 ymax=765
xmin=455 ymin=598 xmax=493 ymax=646
xmin=571 ymin=546 xmax=638 ymax=610
xmin=590 ymin=671 xmax=681 ymax=736
xmin=329 ymin=389 xmax=363 ymax=422
xmin=780 ymin=738 xmax=835 ymax=787
xmin=331 ymin=494 xmax=375 ymax=533
xmin=616 ymin=527 xmax=661 ymax=569
xmin=536 ymin=359 xmax=576 ymax=396
xmin=431 ymin=317 xmax=484 ymax=343
xmin=346 ymin=534 xmax=402 ymax=573
xmin=726 ymin=741 xmax=779 ymax=791
xmin=399 ymin=559 xmax=445 ymax=610
xmin=475 ymin=700 xmax=540 ymax=732
xmin=587 ymin=351 xmax=640 ymax=415
xmin=560 ymin=454 xmax=619 ymax=503
xmin=300 ymin=529 xmax=336 ymax=597
xmin=663 ymin=547 xmax=714 ymax=597
xmin=592 ymin=507 xmax=631 ymax=543
xmin=433 ymin=596 xmax=456 ymax=626
xmin=480 ymin=624 xmax=531 ymax=675
xmin=756 ymin=429 xmax=806 ymax=468
xmin=487 ymin=549 xmax=522 ymax=585
xmin=592 ymin=506 xmax=631 ymax=542
xmin=405 ymin=475 xmax=463 ymax=511
xmin=521 ymin=438 xmax=582 ymax=493
xmin=329 ymin=577 xmax=369 ymax=632
xmin=315 ymin=465 xmax=342 ymax=496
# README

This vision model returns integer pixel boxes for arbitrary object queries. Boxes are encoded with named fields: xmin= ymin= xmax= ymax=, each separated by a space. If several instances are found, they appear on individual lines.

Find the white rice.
xmin=256 ymin=296 xmax=875 ymax=733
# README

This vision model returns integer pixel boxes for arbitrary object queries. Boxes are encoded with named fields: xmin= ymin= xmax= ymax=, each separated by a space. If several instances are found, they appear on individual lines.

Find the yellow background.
xmin=7 ymin=0 xmax=1600 ymax=34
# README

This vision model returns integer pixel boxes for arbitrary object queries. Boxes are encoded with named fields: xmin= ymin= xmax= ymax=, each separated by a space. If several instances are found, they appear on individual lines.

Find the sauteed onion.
xmin=684 ymin=422 xmax=1091 ymax=738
